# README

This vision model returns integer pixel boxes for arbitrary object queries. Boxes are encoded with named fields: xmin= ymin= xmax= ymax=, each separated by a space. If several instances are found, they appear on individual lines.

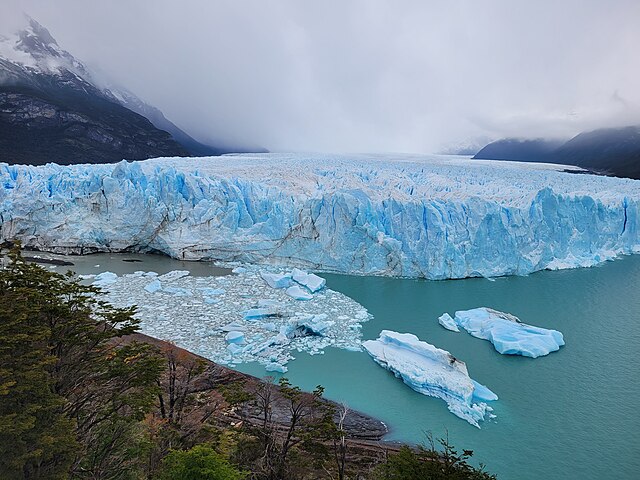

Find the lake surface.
xmin=44 ymin=252 xmax=640 ymax=479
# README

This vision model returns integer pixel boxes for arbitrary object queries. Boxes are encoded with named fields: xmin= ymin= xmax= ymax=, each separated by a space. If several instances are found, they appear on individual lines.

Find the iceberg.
xmin=144 ymin=279 xmax=162 ymax=293
xmin=93 ymin=271 xmax=118 ymax=287
xmin=2 ymin=154 xmax=639 ymax=280
xmin=265 ymin=362 xmax=288 ymax=374
xmin=362 ymin=330 xmax=496 ymax=427
xmin=260 ymin=271 xmax=293 ymax=289
xmin=244 ymin=307 xmax=279 ymax=320
xmin=285 ymin=285 xmax=313 ymax=300
xmin=438 ymin=313 xmax=459 ymax=332
xmin=452 ymin=307 xmax=565 ymax=358
xmin=291 ymin=268 xmax=326 ymax=293
xmin=225 ymin=331 xmax=245 ymax=344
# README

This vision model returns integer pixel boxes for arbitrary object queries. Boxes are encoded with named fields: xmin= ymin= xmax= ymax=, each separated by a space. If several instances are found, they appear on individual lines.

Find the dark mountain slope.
xmin=473 ymin=138 xmax=565 ymax=163
xmin=553 ymin=126 xmax=640 ymax=178
xmin=473 ymin=126 xmax=640 ymax=179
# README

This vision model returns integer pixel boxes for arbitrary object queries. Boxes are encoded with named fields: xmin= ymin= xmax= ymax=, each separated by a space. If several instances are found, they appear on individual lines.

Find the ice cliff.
xmin=2 ymin=153 xmax=640 ymax=279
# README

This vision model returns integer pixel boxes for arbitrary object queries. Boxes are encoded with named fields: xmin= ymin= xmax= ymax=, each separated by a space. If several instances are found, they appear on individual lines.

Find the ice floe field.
xmin=87 ymin=266 xmax=369 ymax=373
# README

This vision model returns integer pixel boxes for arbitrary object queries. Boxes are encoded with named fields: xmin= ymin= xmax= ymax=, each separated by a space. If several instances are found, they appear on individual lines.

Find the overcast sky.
xmin=4 ymin=0 xmax=640 ymax=152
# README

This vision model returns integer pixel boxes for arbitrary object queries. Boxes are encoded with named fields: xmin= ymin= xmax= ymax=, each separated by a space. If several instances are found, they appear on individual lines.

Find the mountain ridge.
xmin=473 ymin=125 xmax=640 ymax=179
xmin=0 ymin=16 xmax=264 ymax=165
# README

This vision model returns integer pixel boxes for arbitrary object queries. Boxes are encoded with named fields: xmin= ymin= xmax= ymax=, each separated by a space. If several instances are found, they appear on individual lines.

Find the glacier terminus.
xmin=2 ymin=153 xmax=640 ymax=280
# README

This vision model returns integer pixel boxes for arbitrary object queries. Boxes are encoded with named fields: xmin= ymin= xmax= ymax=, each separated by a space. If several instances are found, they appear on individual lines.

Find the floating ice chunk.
xmin=143 ymin=271 xmax=158 ymax=277
xmin=157 ymin=270 xmax=190 ymax=282
xmin=78 ymin=274 xmax=95 ymax=280
xmin=144 ymin=279 xmax=162 ymax=293
xmin=472 ymin=380 xmax=499 ymax=402
xmin=221 ymin=322 xmax=246 ymax=332
xmin=265 ymin=362 xmax=288 ymax=373
xmin=454 ymin=307 xmax=565 ymax=358
xmin=286 ymin=285 xmax=313 ymax=300
xmin=225 ymin=331 xmax=245 ymax=344
xmin=295 ymin=315 xmax=334 ymax=336
xmin=263 ymin=322 xmax=277 ymax=331
xmin=204 ymin=297 xmax=221 ymax=304
xmin=362 ymin=330 xmax=496 ymax=427
xmin=93 ymin=272 xmax=118 ymax=286
xmin=227 ymin=343 xmax=244 ymax=355
xmin=232 ymin=266 xmax=247 ymax=274
xmin=438 ymin=313 xmax=459 ymax=332
xmin=291 ymin=268 xmax=326 ymax=293
xmin=244 ymin=308 xmax=279 ymax=320
xmin=260 ymin=271 xmax=293 ymax=289
xmin=162 ymin=286 xmax=192 ymax=296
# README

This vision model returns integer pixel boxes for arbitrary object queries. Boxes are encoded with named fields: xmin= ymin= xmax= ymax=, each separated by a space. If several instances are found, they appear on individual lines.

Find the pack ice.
xmin=441 ymin=307 xmax=565 ymax=358
xmin=89 ymin=266 xmax=369 ymax=372
xmin=363 ymin=331 xmax=497 ymax=427
xmin=2 ymin=153 xmax=640 ymax=279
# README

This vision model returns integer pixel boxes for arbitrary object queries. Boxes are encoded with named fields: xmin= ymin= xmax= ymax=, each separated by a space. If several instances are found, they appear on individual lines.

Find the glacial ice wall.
xmin=1 ymin=153 xmax=640 ymax=279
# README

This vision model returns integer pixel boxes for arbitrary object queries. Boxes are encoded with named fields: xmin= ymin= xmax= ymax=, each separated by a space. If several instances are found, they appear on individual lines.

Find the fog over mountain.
xmin=2 ymin=0 xmax=640 ymax=154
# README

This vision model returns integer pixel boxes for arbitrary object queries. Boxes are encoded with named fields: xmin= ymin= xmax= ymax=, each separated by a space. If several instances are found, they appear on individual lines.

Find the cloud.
xmin=6 ymin=0 xmax=640 ymax=152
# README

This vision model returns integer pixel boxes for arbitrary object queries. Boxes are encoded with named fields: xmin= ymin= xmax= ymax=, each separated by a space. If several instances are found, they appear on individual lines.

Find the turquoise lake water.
xmin=235 ymin=257 xmax=640 ymax=480
xmin=46 ymin=252 xmax=640 ymax=479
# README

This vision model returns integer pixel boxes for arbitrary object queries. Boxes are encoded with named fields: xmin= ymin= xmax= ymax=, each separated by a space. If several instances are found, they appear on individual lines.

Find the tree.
xmin=331 ymin=403 xmax=349 ymax=480
xmin=159 ymin=445 xmax=246 ymax=480
xmin=146 ymin=345 xmax=223 ymax=476
xmin=0 ymin=247 xmax=164 ymax=479
xmin=374 ymin=434 xmax=497 ymax=480
xmin=0 ymin=248 xmax=78 ymax=479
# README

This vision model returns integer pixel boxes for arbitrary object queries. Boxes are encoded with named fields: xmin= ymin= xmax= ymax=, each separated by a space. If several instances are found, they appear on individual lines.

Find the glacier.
xmin=448 ymin=307 xmax=565 ymax=358
xmin=362 ymin=330 xmax=497 ymax=427
xmin=2 ymin=153 xmax=640 ymax=279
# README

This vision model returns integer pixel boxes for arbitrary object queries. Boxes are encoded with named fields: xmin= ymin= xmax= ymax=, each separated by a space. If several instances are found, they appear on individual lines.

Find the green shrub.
xmin=159 ymin=445 xmax=246 ymax=480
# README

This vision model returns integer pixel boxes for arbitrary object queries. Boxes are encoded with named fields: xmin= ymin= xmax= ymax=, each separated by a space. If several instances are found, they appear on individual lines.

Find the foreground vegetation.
xmin=0 ymin=248 xmax=496 ymax=479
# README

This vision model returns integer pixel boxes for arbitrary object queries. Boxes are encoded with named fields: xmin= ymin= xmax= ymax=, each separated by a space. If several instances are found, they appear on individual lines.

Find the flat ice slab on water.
xmin=91 ymin=267 xmax=369 ymax=371
xmin=362 ymin=330 xmax=497 ymax=427
xmin=438 ymin=313 xmax=459 ymax=332
xmin=3 ymin=153 xmax=640 ymax=280
xmin=449 ymin=307 xmax=565 ymax=358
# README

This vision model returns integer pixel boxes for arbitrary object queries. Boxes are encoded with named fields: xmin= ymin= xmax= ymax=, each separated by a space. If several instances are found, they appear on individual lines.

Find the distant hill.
xmin=553 ymin=126 xmax=640 ymax=179
xmin=0 ymin=17 xmax=264 ymax=165
xmin=472 ymin=138 xmax=565 ymax=162
xmin=474 ymin=126 xmax=640 ymax=179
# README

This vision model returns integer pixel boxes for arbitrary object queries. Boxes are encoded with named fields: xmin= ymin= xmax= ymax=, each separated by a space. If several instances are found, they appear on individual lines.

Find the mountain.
xmin=473 ymin=126 xmax=640 ymax=179
xmin=0 ymin=17 xmax=261 ymax=165
xmin=552 ymin=126 xmax=640 ymax=179
xmin=472 ymin=138 xmax=565 ymax=162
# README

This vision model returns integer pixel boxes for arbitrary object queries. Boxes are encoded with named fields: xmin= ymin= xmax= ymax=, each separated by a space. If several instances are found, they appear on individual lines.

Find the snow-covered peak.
xmin=0 ymin=15 xmax=88 ymax=77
